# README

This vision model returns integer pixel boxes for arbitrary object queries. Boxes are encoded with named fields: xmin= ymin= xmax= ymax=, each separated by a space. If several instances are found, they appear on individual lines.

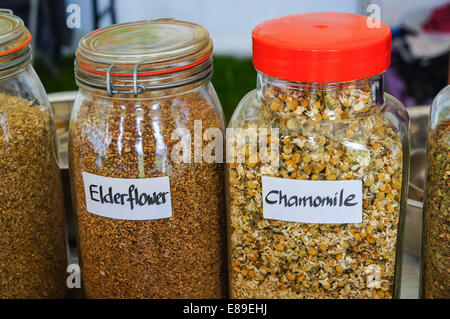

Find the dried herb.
xmin=0 ymin=93 xmax=67 ymax=298
xmin=227 ymin=82 xmax=404 ymax=298
xmin=70 ymin=89 xmax=227 ymax=298
xmin=422 ymin=119 xmax=450 ymax=299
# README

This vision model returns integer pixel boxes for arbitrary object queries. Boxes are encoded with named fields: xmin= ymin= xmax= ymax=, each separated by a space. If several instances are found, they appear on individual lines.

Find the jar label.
xmin=82 ymin=172 xmax=172 ymax=220
xmin=262 ymin=176 xmax=362 ymax=224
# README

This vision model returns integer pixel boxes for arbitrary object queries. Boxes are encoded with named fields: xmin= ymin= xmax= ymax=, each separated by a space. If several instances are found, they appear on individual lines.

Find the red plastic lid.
xmin=252 ymin=12 xmax=392 ymax=83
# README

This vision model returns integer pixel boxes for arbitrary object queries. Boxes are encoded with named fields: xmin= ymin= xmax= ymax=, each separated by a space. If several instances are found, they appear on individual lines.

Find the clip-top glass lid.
xmin=0 ymin=10 xmax=31 ymax=57
xmin=76 ymin=18 xmax=213 ymax=75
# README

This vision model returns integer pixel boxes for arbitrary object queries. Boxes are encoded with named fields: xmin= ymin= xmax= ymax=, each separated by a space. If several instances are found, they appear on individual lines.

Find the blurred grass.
xmin=33 ymin=56 xmax=78 ymax=93
xmin=211 ymin=55 xmax=256 ymax=121
xmin=34 ymin=55 xmax=256 ymax=123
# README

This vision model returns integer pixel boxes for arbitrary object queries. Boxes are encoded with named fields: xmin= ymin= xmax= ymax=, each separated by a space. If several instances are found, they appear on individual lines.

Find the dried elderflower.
xmin=70 ymin=89 xmax=227 ymax=298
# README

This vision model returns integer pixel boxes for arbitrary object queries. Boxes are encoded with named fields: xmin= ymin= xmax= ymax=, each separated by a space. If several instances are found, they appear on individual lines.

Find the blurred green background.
xmin=34 ymin=55 xmax=256 ymax=123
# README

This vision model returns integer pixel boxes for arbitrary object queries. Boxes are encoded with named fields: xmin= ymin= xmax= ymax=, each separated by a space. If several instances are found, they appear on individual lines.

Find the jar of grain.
xmin=421 ymin=85 xmax=450 ymax=299
xmin=226 ymin=13 xmax=409 ymax=299
xmin=70 ymin=19 xmax=226 ymax=298
xmin=0 ymin=10 xmax=68 ymax=298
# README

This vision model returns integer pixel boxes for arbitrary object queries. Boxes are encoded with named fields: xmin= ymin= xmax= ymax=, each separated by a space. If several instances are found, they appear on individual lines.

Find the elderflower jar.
xmin=226 ymin=12 xmax=409 ymax=299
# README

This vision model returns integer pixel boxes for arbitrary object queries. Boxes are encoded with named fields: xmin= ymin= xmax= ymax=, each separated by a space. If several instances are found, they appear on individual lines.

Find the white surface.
xmin=66 ymin=0 xmax=361 ymax=56
xmin=116 ymin=0 xmax=361 ymax=56
xmin=64 ymin=0 xmax=449 ymax=56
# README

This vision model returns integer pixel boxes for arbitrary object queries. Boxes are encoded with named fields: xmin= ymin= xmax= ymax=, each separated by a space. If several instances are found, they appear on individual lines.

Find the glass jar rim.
xmin=0 ymin=10 xmax=32 ymax=72
xmin=77 ymin=52 xmax=212 ymax=78
xmin=75 ymin=18 xmax=213 ymax=97
xmin=257 ymin=70 xmax=384 ymax=88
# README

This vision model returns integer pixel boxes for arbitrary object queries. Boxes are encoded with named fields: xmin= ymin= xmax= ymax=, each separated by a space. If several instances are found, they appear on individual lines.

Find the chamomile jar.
xmin=226 ymin=12 xmax=409 ymax=299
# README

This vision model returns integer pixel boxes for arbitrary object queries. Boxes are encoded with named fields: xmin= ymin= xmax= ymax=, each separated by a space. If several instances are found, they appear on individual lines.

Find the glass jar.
xmin=0 ymin=10 xmax=68 ymax=298
xmin=421 ymin=85 xmax=449 ymax=299
xmin=70 ymin=19 xmax=227 ymax=298
xmin=226 ymin=13 xmax=409 ymax=299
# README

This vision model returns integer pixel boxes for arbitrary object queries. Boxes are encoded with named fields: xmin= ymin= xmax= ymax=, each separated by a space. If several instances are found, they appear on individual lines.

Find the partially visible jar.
xmin=0 ymin=10 xmax=68 ymax=298
xmin=421 ymin=85 xmax=450 ymax=299
xmin=70 ymin=19 xmax=227 ymax=298
xmin=226 ymin=13 xmax=409 ymax=299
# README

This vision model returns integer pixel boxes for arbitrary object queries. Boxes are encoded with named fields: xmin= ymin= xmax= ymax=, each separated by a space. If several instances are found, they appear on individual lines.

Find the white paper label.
xmin=262 ymin=176 xmax=362 ymax=224
xmin=82 ymin=172 xmax=172 ymax=220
